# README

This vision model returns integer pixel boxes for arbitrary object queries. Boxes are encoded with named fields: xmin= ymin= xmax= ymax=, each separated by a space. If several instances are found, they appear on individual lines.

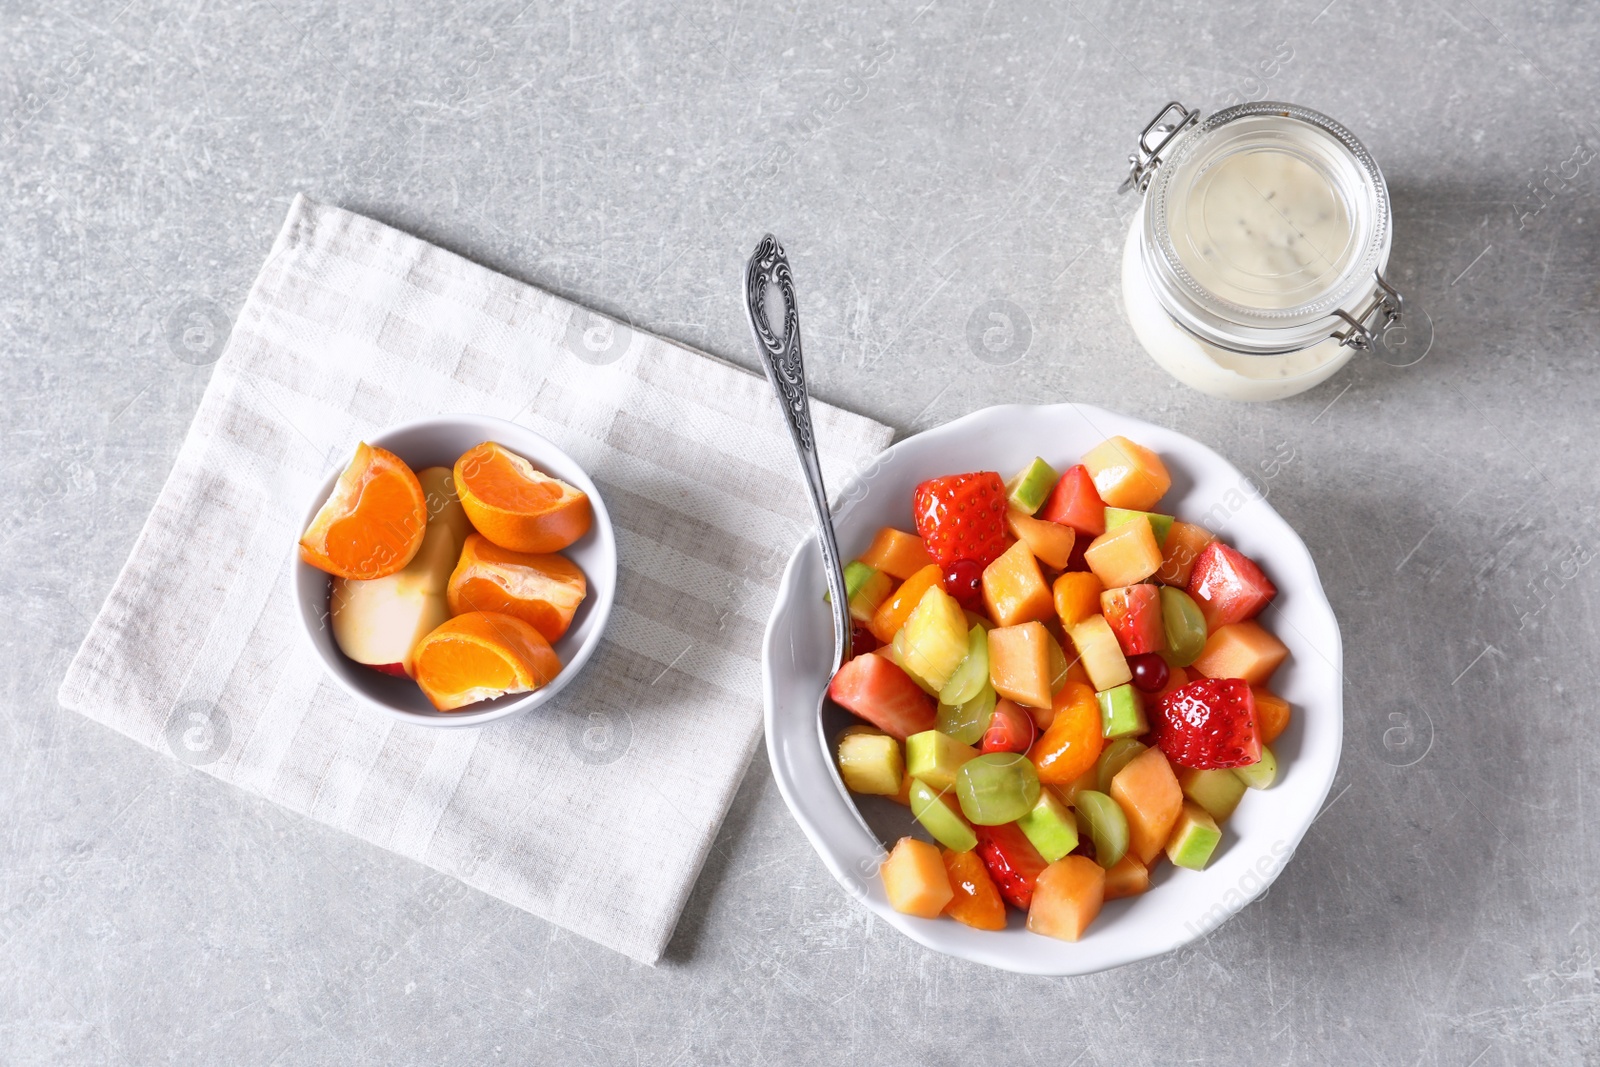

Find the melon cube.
xmin=1190 ymin=622 xmax=1290 ymax=686
xmin=1109 ymin=746 xmax=1183 ymax=865
xmin=1177 ymin=766 xmax=1247 ymax=821
xmin=1068 ymin=614 xmax=1132 ymax=691
xmin=881 ymin=837 xmax=954 ymax=918
xmin=1157 ymin=521 xmax=1216 ymax=588
xmin=1251 ymin=686 xmax=1292 ymax=744
xmin=858 ymin=527 xmax=935 ymax=580
xmin=836 ymin=726 xmax=904 ymax=796
xmin=1103 ymin=853 xmax=1150 ymax=900
xmin=987 ymin=621 xmax=1054 ymax=709
xmin=982 ymin=540 xmax=1054 ymax=627
xmin=1081 ymin=436 xmax=1171 ymax=511
xmin=1165 ymin=802 xmax=1222 ymax=870
xmin=1083 ymin=517 xmax=1163 ymax=588
xmin=1026 ymin=856 xmax=1105 ymax=942
xmin=1006 ymin=508 xmax=1076 ymax=570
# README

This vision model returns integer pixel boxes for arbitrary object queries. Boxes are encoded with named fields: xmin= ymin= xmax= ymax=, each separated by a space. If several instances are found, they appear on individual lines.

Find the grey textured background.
xmin=4 ymin=0 xmax=1597 ymax=1063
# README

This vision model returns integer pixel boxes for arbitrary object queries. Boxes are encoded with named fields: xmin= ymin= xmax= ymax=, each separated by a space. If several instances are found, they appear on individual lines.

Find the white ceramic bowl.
xmin=294 ymin=414 xmax=616 ymax=728
xmin=762 ymin=403 xmax=1342 ymax=975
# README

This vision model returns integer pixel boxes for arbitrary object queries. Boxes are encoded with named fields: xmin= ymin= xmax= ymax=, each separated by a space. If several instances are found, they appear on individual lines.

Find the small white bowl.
xmin=295 ymin=414 xmax=616 ymax=728
xmin=762 ymin=403 xmax=1342 ymax=976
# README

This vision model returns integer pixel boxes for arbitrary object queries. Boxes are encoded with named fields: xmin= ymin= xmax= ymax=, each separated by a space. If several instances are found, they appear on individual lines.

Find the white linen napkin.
xmin=58 ymin=194 xmax=893 ymax=964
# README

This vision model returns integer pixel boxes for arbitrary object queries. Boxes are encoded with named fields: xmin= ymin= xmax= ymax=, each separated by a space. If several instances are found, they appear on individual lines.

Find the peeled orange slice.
xmin=453 ymin=441 xmax=592 ymax=553
xmin=446 ymin=532 xmax=587 ymax=642
xmin=412 ymin=611 xmax=562 ymax=711
xmin=299 ymin=443 xmax=429 ymax=580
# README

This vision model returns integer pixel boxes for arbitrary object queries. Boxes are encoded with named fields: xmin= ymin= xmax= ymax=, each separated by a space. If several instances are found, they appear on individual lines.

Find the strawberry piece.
xmin=1187 ymin=542 xmax=1277 ymax=631
xmin=828 ymin=652 xmax=936 ymax=741
xmin=912 ymin=472 xmax=1012 ymax=569
xmin=1037 ymin=465 xmax=1106 ymax=538
xmin=941 ymin=559 xmax=986 ymax=614
xmin=1101 ymin=584 xmax=1165 ymax=656
xmin=1153 ymin=677 xmax=1262 ymax=770
xmin=980 ymin=698 xmax=1037 ymax=754
xmin=973 ymin=822 xmax=1049 ymax=910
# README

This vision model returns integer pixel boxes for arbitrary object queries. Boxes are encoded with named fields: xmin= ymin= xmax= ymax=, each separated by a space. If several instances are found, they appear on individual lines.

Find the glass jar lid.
xmin=1138 ymin=102 xmax=1392 ymax=355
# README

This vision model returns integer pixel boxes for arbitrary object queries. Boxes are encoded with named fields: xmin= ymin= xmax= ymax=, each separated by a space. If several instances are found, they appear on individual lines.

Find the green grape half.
xmin=1160 ymin=587 xmax=1208 ymax=667
xmin=1096 ymin=737 xmax=1149 ymax=794
xmin=1073 ymin=789 xmax=1129 ymax=869
xmin=956 ymin=752 xmax=1041 ymax=825
xmin=937 ymin=683 xmax=997 ymax=747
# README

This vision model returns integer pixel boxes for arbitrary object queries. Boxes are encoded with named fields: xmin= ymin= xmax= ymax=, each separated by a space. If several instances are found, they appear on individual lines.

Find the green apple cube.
xmin=905 ymin=730 xmax=979 ymax=793
xmin=1233 ymin=744 xmax=1278 ymax=789
xmin=909 ymin=778 xmax=978 ymax=852
xmin=1095 ymin=737 xmax=1149 ymax=794
xmin=1005 ymin=457 xmax=1059 ymax=515
xmin=1165 ymin=801 xmax=1222 ymax=870
xmin=938 ymin=625 xmax=990 ymax=706
xmin=839 ymin=561 xmax=893 ymax=623
xmin=836 ymin=727 xmax=904 ymax=796
xmin=1072 ymin=789 xmax=1129 ymax=869
xmin=1016 ymin=789 xmax=1080 ymax=862
xmin=1096 ymin=683 xmax=1148 ymax=739
xmin=1104 ymin=507 xmax=1175 ymax=547
xmin=1178 ymin=766 xmax=1247 ymax=821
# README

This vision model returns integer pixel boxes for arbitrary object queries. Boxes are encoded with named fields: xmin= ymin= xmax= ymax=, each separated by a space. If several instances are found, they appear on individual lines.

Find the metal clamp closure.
xmin=1118 ymin=101 xmax=1200 ymax=195
xmin=1331 ymin=271 xmax=1404 ymax=350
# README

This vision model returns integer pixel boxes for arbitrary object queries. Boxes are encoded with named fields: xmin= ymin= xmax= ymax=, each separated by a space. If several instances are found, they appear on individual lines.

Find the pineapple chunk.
xmin=901 ymin=585 xmax=970 ymax=691
xmin=836 ymin=726 xmax=905 ymax=796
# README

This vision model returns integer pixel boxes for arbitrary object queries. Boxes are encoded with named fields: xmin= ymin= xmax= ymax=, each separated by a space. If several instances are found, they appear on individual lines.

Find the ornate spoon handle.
xmin=744 ymin=234 xmax=852 ymax=670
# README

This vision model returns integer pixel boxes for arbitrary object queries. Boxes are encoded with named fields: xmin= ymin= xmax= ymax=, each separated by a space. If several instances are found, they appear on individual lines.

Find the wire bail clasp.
xmin=1118 ymin=101 xmax=1200 ymax=195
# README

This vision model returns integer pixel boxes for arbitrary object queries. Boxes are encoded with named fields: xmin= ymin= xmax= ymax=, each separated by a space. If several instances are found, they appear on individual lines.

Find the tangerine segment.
xmin=299 ymin=443 xmax=428 ymax=580
xmin=453 ymin=442 xmax=592 ymax=553
xmin=447 ymin=533 xmax=588 ymax=642
xmin=412 ymin=611 xmax=562 ymax=711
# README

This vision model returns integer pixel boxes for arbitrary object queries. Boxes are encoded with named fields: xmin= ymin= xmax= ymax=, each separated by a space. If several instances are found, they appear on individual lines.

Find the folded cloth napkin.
xmin=58 ymin=194 xmax=892 ymax=964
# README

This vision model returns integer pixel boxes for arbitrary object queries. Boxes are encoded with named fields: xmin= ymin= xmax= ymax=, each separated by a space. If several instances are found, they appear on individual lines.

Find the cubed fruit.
xmin=937 ymin=624 xmax=990 ymax=706
xmin=1101 ymin=584 xmax=1166 ymax=657
xmin=1252 ymin=687 xmax=1291 ymax=744
xmin=1190 ymin=622 xmax=1290 ymax=686
xmin=840 ymin=561 xmax=893 ymax=623
xmin=982 ymin=540 xmax=1054 ymax=627
xmin=1016 ymin=788 xmax=1081 ymax=862
xmin=1038 ymin=465 xmax=1106 ymax=537
xmin=905 ymin=730 xmax=980 ymax=792
xmin=973 ymin=822 xmax=1049 ymax=909
xmin=1110 ymin=746 xmax=1183 ymax=865
xmin=881 ymin=837 xmax=954 ymax=918
xmin=1178 ymin=766 xmax=1248 ymax=821
xmin=1082 ymin=436 xmax=1171 ymax=511
xmin=1103 ymin=853 xmax=1150 ymax=900
xmin=1029 ymin=682 xmax=1104 ymax=785
xmin=1052 ymin=571 xmax=1105 ymax=630
xmin=1006 ymin=509 xmax=1076 ymax=569
xmin=1096 ymin=683 xmax=1147 ymax=739
xmin=941 ymin=849 xmax=1008 ymax=931
xmin=858 ymin=527 xmax=935 ymax=580
xmin=828 ymin=653 xmax=937 ymax=741
xmin=1187 ymin=542 xmax=1278 ymax=630
xmin=1104 ymin=507 xmax=1174 ymax=546
xmin=836 ymin=726 xmax=904 ymax=795
xmin=902 ymin=585 xmax=971 ymax=691
xmin=869 ymin=563 xmax=943 ymax=643
xmin=1165 ymin=802 xmax=1222 ymax=870
xmin=886 ymin=629 xmax=939 ymax=695
xmin=1069 ymin=615 xmax=1132 ymax=691
xmin=1084 ymin=517 xmax=1164 ymax=588
xmin=1006 ymin=457 xmax=1059 ymax=515
xmin=1157 ymin=521 xmax=1216 ymax=587
xmin=909 ymin=778 xmax=979 ymax=852
xmin=1027 ymin=856 xmax=1105 ymax=942
xmin=987 ymin=621 xmax=1054 ymax=709
xmin=1233 ymin=744 xmax=1278 ymax=789
xmin=1072 ymin=789 xmax=1129 ymax=868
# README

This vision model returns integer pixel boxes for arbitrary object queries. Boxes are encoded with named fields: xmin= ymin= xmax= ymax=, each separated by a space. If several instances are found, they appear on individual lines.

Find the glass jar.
xmin=1118 ymin=101 xmax=1421 ymax=401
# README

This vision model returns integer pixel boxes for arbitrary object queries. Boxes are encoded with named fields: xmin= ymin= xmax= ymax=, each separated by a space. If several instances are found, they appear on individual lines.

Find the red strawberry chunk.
xmin=980 ymin=698 xmax=1036 ymax=754
xmin=1187 ymin=542 xmax=1277 ymax=631
xmin=1037 ymin=465 xmax=1106 ymax=537
xmin=912 ymin=472 xmax=1012 ymax=569
xmin=1154 ymin=677 xmax=1262 ymax=769
xmin=974 ymin=822 xmax=1048 ymax=910
xmin=827 ymin=652 xmax=936 ymax=741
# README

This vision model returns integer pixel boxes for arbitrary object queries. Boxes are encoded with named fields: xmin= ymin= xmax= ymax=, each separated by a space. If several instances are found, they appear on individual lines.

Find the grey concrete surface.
xmin=4 ymin=0 xmax=1598 ymax=1063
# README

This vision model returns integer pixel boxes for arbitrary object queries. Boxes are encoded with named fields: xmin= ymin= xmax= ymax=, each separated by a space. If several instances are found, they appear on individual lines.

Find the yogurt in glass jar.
xmin=1118 ymin=101 xmax=1411 ymax=401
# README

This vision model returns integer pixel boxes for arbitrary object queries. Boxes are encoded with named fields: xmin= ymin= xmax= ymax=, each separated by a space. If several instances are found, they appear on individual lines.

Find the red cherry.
xmin=1128 ymin=653 xmax=1170 ymax=694
xmin=941 ymin=559 xmax=986 ymax=613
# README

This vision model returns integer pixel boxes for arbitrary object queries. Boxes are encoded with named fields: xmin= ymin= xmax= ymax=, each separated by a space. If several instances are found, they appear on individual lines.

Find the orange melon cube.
xmin=1026 ymin=856 xmax=1105 ymax=942
xmin=859 ymin=527 xmax=935 ymax=580
xmin=982 ymin=540 xmax=1054 ymax=627
xmin=1109 ymin=746 xmax=1184 ymax=865
xmin=1191 ymin=622 xmax=1290 ymax=686
xmin=881 ymin=837 xmax=954 ymax=918
xmin=1083 ymin=517 xmax=1163 ymax=588
xmin=1081 ymin=436 xmax=1171 ymax=511
xmin=1006 ymin=509 xmax=1076 ymax=570
xmin=1103 ymin=853 xmax=1150 ymax=900
xmin=1157 ymin=520 xmax=1216 ymax=587
xmin=1052 ymin=571 xmax=1105 ymax=629
xmin=941 ymin=848 xmax=1008 ymax=931
xmin=868 ymin=563 xmax=941 ymax=643
xmin=1252 ymin=686 xmax=1291 ymax=744
xmin=987 ymin=621 xmax=1053 ymax=709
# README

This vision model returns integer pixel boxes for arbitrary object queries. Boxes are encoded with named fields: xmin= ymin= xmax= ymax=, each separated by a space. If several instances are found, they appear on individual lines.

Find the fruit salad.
xmin=299 ymin=440 xmax=592 ymax=711
xmin=827 ymin=436 xmax=1292 ymax=941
